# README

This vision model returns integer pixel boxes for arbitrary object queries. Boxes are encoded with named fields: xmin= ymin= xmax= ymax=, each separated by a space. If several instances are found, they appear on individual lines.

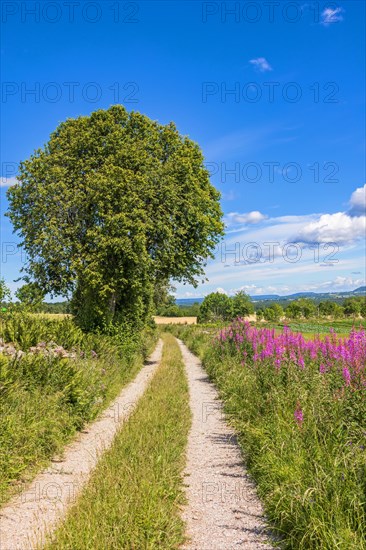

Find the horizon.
xmin=15 ymin=285 xmax=365 ymax=305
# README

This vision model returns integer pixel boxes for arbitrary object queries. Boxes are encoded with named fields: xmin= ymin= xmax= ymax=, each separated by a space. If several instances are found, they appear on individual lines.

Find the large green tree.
xmin=7 ymin=106 xmax=223 ymax=330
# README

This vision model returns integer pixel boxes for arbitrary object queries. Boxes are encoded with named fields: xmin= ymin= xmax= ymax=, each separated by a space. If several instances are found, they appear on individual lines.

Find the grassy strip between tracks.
xmin=44 ymin=332 xmax=191 ymax=550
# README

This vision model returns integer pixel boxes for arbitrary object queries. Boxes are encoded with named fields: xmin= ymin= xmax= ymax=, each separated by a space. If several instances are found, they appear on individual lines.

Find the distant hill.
xmin=250 ymin=294 xmax=280 ymax=300
xmin=287 ymin=292 xmax=318 ymax=298
xmin=176 ymin=287 xmax=365 ymax=306
xmin=353 ymin=286 xmax=366 ymax=293
xmin=176 ymin=298 xmax=203 ymax=306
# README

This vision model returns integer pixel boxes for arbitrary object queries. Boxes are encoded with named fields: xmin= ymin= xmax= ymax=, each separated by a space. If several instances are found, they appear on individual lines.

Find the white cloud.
xmin=349 ymin=183 xmax=366 ymax=216
xmin=302 ymin=277 xmax=365 ymax=292
xmin=321 ymin=7 xmax=344 ymax=25
xmin=226 ymin=210 xmax=268 ymax=226
xmin=221 ymin=190 xmax=236 ymax=201
xmin=292 ymin=212 xmax=366 ymax=246
xmin=0 ymin=176 xmax=17 ymax=188
xmin=291 ymin=184 xmax=366 ymax=246
xmin=249 ymin=57 xmax=272 ymax=72
xmin=215 ymin=287 xmax=228 ymax=295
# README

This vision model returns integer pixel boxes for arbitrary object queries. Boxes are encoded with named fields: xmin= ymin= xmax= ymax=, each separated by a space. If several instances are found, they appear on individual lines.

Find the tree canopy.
xmin=7 ymin=105 xmax=224 ymax=330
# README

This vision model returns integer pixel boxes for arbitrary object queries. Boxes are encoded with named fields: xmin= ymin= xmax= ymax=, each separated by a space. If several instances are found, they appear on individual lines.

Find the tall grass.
xmin=0 ymin=312 xmax=157 ymax=505
xmin=170 ymin=323 xmax=366 ymax=549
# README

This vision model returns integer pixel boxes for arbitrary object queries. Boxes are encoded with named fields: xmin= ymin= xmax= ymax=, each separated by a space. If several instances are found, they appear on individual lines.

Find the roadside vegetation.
xmin=169 ymin=322 xmax=366 ymax=549
xmin=44 ymin=333 xmax=190 ymax=550
xmin=0 ymin=310 xmax=156 ymax=505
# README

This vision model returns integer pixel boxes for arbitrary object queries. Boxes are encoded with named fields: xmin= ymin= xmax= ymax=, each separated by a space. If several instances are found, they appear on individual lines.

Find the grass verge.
xmin=168 ymin=324 xmax=366 ymax=550
xmin=44 ymin=332 xmax=191 ymax=550
xmin=0 ymin=313 xmax=157 ymax=505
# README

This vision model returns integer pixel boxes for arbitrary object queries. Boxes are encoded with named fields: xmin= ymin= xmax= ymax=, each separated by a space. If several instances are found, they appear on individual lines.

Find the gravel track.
xmin=178 ymin=339 xmax=274 ymax=550
xmin=0 ymin=340 xmax=163 ymax=550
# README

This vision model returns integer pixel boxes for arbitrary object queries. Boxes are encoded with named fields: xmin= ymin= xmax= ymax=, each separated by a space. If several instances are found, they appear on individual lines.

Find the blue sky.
xmin=1 ymin=1 xmax=365 ymax=299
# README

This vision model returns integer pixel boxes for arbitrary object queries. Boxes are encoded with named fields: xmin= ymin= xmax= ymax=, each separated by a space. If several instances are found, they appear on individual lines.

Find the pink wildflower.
xmin=342 ymin=367 xmax=351 ymax=386
xmin=294 ymin=403 xmax=304 ymax=426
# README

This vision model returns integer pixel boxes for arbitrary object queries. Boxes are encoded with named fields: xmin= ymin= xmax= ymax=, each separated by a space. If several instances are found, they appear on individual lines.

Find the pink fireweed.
xmin=342 ymin=367 xmax=351 ymax=386
xmin=216 ymin=320 xmax=366 ymax=390
xmin=294 ymin=403 xmax=304 ymax=426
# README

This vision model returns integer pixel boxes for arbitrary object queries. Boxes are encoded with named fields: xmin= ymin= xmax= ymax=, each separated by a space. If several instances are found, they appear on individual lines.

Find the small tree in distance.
xmin=0 ymin=279 xmax=11 ymax=305
xmin=198 ymin=292 xmax=232 ymax=323
xmin=263 ymin=303 xmax=284 ymax=322
xmin=198 ymin=291 xmax=254 ymax=323
xmin=231 ymin=291 xmax=254 ymax=318
xmin=15 ymin=282 xmax=45 ymax=311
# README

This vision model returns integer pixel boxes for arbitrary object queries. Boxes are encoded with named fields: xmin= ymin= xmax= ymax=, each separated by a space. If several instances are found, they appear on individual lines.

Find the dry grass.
xmin=31 ymin=313 xmax=71 ymax=319
xmin=154 ymin=316 xmax=197 ymax=325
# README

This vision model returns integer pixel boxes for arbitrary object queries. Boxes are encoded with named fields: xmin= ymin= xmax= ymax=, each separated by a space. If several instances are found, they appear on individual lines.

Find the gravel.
xmin=177 ymin=339 xmax=274 ymax=550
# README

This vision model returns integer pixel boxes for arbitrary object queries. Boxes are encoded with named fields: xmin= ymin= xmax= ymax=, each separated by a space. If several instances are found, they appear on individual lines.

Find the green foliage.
xmin=263 ymin=302 xmax=284 ymax=322
xmin=344 ymin=297 xmax=363 ymax=317
xmin=1 ymin=312 xmax=83 ymax=350
xmin=153 ymin=282 xmax=176 ymax=314
xmin=7 ymin=105 xmax=223 ymax=331
xmin=231 ymin=290 xmax=254 ymax=317
xmin=256 ymin=308 xmax=264 ymax=321
xmin=159 ymin=304 xmax=181 ymax=317
xmin=361 ymin=300 xmax=366 ymax=319
xmin=15 ymin=282 xmax=45 ymax=311
xmin=40 ymin=301 xmax=70 ymax=314
xmin=178 ymin=302 xmax=201 ymax=317
xmin=198 ymin=292 xmax=232 ymax=323
xmin=156 ymin=296 xmax=201 ymax=317
xmin=0 ymin=278 xmax=11 ymax=304
xmin=285 ymin=298 xmax=315 ymax=319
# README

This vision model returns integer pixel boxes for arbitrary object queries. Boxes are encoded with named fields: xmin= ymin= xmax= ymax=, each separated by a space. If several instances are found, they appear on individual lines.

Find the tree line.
xmin=193 ymin=292 xmax=366 ymax=323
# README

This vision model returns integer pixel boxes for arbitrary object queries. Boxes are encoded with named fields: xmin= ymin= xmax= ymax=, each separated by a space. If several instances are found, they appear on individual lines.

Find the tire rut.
xmin=177 ymin=338 xmax=274 ymax=550
xmin=0 ymin=340 xmax=163 ymax=550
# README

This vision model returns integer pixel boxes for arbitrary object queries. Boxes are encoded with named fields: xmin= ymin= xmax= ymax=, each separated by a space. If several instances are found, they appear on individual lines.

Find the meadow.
xmin=266 ymin=318 xmax=366 ymax=339
xmin=168 ymin=320 xmax=366 ymax=549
